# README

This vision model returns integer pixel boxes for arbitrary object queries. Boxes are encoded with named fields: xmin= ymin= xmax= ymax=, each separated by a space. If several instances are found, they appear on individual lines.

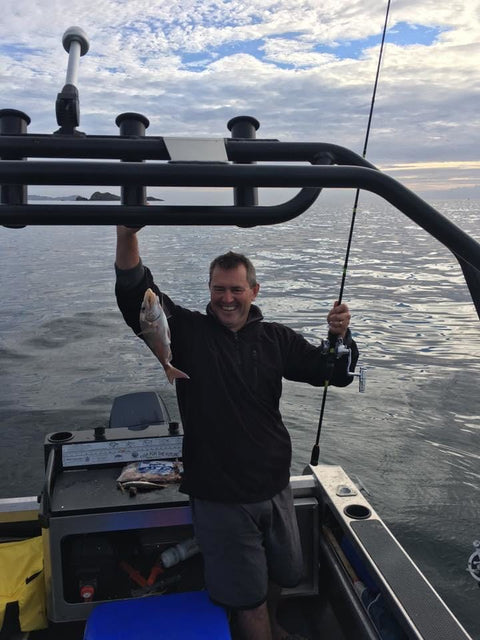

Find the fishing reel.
xmin=321 ymin=333 xmax=366 ymax=392
xmin=320 ymin=332 xmax=348 ymax=357
xmin=310 ymin=331 xmax=366 ymax=465
xmin=467 ymin=540 xmax=480 ymax=586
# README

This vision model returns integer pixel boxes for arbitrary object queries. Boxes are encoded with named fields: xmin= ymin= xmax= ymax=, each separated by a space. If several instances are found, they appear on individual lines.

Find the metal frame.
xmin=1 ymin=124 xmax=479 ymax=277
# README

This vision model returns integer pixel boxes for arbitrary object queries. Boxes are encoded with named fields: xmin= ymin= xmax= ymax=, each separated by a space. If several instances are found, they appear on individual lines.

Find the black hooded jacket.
xmin=115 ymin=261 xmax=359 ymax=503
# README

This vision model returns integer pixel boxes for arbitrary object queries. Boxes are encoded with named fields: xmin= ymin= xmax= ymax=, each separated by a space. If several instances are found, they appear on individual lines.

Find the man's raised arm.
xmin=115 ymin=225 xmax=142 ymax=270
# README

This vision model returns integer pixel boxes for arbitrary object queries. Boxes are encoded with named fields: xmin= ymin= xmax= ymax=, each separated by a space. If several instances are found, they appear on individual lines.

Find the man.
xmin=115 ymin=225 xmax=358 ymax=640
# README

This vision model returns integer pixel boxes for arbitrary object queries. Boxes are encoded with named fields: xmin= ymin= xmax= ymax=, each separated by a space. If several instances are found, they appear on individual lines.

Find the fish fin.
xmin=136 ymin=328 xmax=154 ymax=339
xmin=160 ymin=293 xmax=172 ymax=319
xmin=165 ymin=364 xmax=190 ymax=385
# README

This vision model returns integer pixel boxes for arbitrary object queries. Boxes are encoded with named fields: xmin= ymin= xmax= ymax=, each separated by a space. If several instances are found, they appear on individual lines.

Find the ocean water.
xmin=1 ymin=195 xmax=479 ymax=637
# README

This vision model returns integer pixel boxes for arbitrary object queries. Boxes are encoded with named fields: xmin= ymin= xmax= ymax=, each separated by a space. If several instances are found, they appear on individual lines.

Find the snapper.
xmin=139 ymin=288 xmax=189 ymax=385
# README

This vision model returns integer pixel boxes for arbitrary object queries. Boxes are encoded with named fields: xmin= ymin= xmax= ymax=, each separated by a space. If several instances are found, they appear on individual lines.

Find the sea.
xmin=1 ymin=195 xmax=479 ymax=638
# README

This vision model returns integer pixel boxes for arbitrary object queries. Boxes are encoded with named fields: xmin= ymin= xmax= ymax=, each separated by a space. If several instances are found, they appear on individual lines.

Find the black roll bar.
xmin=0 ymin=160 xmax=479 ymax=272
xmin=1 ymin=110 xmax=480 ymax=319
xmin=0 ymin=135 xmax=376 ymax=167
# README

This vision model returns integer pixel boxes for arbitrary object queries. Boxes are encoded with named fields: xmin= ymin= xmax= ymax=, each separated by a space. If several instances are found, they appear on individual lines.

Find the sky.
xmin=1 ymin=0 xmax=480 ymax=201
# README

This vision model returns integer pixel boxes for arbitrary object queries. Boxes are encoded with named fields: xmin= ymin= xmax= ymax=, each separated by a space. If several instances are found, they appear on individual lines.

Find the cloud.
xmin=1 ymin=0 xmax=479 ymax=197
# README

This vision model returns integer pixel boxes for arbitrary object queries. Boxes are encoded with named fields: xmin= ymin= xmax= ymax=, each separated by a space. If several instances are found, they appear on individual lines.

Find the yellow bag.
xmin=0 ymin=536 xmax=47 ymax=631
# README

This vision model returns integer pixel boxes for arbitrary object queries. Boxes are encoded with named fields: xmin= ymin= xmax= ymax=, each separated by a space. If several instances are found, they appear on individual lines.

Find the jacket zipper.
xmin=233 ymin=333 xmax=258 ymax=389
xmin=233 ymin=332 xmax=242 ymax=366
xmin=252 ymin=348 xmax=258 ymax=389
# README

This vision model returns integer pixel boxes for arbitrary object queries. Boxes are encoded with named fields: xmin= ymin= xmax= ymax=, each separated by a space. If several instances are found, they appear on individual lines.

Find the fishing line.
xmin=310 ymin=0 xmax=392 ymax=466
xmin=338 ymin=0 xmax=392 ymax=305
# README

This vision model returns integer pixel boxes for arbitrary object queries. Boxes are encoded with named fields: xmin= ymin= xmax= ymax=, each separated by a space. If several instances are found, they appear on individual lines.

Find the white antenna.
xmin=62 ymin=27 xmax=89 ymax=87
xmin=55 ymin=27 xmax=89 ymax=135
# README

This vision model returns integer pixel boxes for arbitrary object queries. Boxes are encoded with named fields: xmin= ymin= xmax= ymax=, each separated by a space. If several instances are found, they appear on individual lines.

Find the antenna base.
xmin=54 ymin=84 xmax=84 ymax=136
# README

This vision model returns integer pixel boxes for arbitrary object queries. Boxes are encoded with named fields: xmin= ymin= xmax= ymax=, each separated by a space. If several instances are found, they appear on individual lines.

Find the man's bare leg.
xmin=267 ymin=582 xmax=289 ymax=640
xmin=233 ymin=602 xmax=272 ymax=640
xmin=231 ymin=583 xmax=288 ymax=640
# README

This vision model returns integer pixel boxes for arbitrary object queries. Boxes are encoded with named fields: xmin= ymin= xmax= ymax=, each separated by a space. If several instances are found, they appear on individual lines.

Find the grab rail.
xmin=1 ymin=111 xmax=480 ymax=321
xmin=1 ymin=159 xmax=480 ymax=272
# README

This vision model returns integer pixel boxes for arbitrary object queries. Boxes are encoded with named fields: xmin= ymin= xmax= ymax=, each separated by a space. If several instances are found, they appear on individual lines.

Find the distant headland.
xmin=29 ymin=191 xmax=163 ymax=202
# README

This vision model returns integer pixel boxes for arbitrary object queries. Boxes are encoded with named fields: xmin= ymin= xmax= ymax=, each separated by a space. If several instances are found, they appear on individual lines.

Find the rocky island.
xmin=75 ymin=191 xmax=120 ymax=201
xmin=29 ymin=192 xmax=162 ymax=202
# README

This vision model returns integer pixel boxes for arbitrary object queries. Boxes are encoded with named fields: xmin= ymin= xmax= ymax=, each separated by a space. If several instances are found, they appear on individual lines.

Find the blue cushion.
xmin=84 ymin=591 xmax=231 ymax=639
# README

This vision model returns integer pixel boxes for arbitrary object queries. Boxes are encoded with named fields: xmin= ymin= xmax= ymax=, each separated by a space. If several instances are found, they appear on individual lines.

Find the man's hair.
xmin=209 ymin=251 xmax=257 ymax=288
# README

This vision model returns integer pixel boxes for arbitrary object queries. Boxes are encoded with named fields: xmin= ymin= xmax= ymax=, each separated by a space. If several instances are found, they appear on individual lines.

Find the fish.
xmin=117 ymin=480 xmax=167 ymax=497
xmin=117 ymin=460 xmax=183 ymax=484
xmin=116 ymin=460 xmax=183 ymax=496
xmin=139 ymin=288 xmax=189 ymax=384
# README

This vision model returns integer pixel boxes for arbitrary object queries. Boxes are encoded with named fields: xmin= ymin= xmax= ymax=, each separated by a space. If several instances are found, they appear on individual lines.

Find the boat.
xmin=0 ymin=392 xmax=476 ymax=640
xmin=0 ymin=27 xmax=478 ymax=640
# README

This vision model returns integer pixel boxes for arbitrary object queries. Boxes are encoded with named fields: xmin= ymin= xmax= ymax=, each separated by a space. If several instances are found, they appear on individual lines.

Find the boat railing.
xmin=0 ymin=113 xmax=479 ymax=269
xmin=1 ymin=110 xmax=480 ymax=320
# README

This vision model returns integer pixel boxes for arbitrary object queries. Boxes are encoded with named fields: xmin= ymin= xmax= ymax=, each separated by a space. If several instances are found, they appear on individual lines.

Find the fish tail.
xmin=165 ymin=364 xmax=190 ymax=385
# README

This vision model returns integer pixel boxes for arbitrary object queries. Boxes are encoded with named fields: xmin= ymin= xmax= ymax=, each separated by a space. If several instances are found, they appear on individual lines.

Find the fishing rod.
xmin=310 ymin=0 xmax=391 ymax=466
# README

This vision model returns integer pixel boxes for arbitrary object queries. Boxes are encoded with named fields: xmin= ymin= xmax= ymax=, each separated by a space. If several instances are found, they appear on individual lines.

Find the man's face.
xmin=209 ymin=265 xmax=260 ymax=332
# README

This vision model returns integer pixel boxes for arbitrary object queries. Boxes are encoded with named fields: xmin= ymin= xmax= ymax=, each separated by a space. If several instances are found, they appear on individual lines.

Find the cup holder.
xmin=48 ymin=431 xmax=74 ymax=443
xmin=343 ymin=504 xmax=371 ymax=520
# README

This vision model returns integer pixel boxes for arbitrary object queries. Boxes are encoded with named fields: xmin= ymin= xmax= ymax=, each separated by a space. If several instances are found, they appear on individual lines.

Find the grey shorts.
xmin=191 ymin=484 xmax=303 ymax=609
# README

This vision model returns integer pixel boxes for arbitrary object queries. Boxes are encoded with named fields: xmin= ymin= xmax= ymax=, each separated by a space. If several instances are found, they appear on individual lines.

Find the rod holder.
xmin=0 ymin=109 xmax=31 ymax=228
xmin=116 ymin=112 xmax=150 ymax=207
xmin=227 ymin=116 xmax=260 ymax=207
xmin=55 ymin=27 xmax=89 ymax=135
